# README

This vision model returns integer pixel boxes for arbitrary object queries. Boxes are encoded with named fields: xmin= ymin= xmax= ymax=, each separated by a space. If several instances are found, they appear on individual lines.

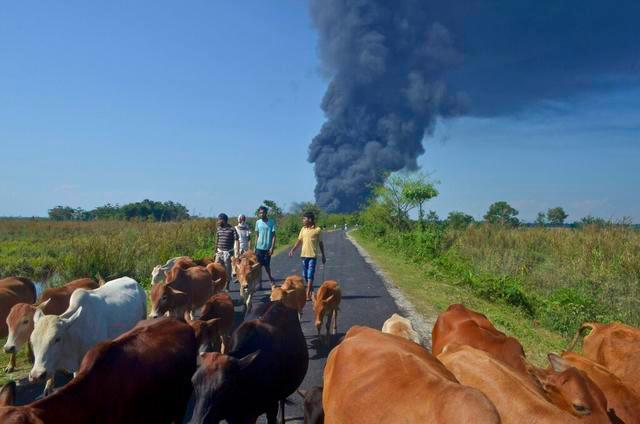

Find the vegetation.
xmin=546 ymin=207 xmax=568 ymax=225
xmin=48 ymin=199 xmax=190 ymax=222
xmin=357 ymin=172 xmax=640 ymax=340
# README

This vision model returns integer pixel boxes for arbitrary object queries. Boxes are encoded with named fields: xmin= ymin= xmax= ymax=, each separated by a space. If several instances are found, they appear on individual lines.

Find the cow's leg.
xmin=28 ymin=342 xmax=34 ymax=364
xmin=333 ymin=309 xmax=338 ymax=335
xmin=4 ymin=352 xmax=15 ymax=373
xmin=266 ymin=401 xmax=278 ymax=424
xmin=280 ymin=398 xmax=286 ymax=424
xmin=43 ymin=377 xmax=54 ymax=396
xmin=325 ymin=313 xmax=332 ymax=344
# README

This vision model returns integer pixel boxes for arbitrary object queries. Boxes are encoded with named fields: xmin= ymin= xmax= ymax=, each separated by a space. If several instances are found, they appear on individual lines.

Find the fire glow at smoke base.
xmin=308 ymin=0 xmax=640 ymax=213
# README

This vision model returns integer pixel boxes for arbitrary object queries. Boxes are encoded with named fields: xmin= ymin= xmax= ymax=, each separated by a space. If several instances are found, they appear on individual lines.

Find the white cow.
xmin=29 ymin=276 xmax=146 ymax=396
xmin=151 ymin=256 xmax=187 ymax=285
xmin=381 ymin=313 xmax=421 ymax=344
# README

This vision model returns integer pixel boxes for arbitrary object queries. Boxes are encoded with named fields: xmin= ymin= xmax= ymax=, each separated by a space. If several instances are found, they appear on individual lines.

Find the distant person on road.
xmin=255 ymin=205 xmax=277 ymax=287
xmin=215 ymin=213 xmax=238 ymax=290
xmin=289 ymin=211 xmax=326 ymax=301
xmin=235 ymin=214 xmax=251 ymax=255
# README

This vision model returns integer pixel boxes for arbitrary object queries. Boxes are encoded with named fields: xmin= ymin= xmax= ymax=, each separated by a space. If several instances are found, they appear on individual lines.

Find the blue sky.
xmin=1 ymin=1 xmax=638 ymax=222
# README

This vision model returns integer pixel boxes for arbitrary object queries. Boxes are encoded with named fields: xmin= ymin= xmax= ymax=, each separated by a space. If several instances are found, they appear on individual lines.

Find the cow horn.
xmin=183 ymin=311 xmax=193 ymax=324
xmin=96 ymin=273 xmax=106 ymax=286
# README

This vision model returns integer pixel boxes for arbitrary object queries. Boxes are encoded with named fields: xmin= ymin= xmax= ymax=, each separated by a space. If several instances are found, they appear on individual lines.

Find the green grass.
xmin=351 ymin=230 xmax=567 ymax=366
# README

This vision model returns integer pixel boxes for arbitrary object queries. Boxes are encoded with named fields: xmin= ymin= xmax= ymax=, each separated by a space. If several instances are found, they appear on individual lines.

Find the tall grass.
xmin=359 ymin=222 xmax=640 ymax=335
xmin=0 ymin=219 xmax=217 ymax=288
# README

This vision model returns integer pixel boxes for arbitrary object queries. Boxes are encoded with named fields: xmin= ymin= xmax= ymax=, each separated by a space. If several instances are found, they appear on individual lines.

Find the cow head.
xmin=191 ymin=351 xmax=260 ymax=422
xmin=29 ymin=306 xmax=83 ymax=382
xmin=527 ymin=353 xmax=610 ymax=418
xmin=4 ymin=302 xmax=40 ymax=354
xmin=270 ymin=286 xmax=288 ymax=302
xmin=297 ymin=386 xmax=325 ymax=424
xmin=312 ymin=293 xmax=335 ymax=334
xmin=151 ymin=265 xmax=166 ymax=285
xmin=149 ymin=283 xmax=188 ymax=318
xmin=185 ymin=313 xmax=223 ymax=354
xmin=234 ymin=258 xmax=258 ymax=294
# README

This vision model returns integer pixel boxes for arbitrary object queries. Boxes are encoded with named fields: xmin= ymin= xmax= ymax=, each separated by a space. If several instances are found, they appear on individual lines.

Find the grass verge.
xmin=350 ymin=230 xmax=567 ymax=366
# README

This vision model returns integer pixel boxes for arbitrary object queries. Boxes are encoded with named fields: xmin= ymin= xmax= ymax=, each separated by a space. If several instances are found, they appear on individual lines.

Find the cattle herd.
xmin=0 ymin=255 xmax=638 ymax=423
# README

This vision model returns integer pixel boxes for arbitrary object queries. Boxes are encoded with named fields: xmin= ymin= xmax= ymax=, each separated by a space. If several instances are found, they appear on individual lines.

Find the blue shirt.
xmin=255 ymin=218 xmax=276 ymax=250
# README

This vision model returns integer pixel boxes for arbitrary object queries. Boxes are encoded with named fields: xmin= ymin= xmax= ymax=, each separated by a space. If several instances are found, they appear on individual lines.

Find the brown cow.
xmin=439 ymin=344 xmax=619 ymax=423
xmin=0 ymin=277 xmax=36 ymax=339
xmin=3 ymin=278 xmax=98 ymax=373
xmin=297 ymin=386 xmax=324 ymax=424
xmin=232 ymin=256 xmax=261 ymax=314
xmin=271 ymin=275 xmax=306 ymax=317
xmin=185 ymin=314 xmax=224 ymax=354
xmin=312 ymin=280 xmax=341 ymax=344
xmin=323 ymin=326 xmax=500 ymax=423
xmin=559 ymin=351 xmax=640 ymax=424
xmin=568 ymin=322 xmax=640 ymax=392
xmin=149 ymin=266 xmax=213 ymax=319
xmin=432 ymin=303 xmax=527 ymax=373
xmin=0 ymin=317 xmax=196 ymax=423
xmin=205 ymin=262 xmax=228 ymax=293
xmin=191 ymin=292 xmax=235 ymax=353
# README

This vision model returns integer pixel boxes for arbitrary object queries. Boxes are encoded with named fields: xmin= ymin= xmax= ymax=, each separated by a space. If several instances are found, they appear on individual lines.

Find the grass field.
xmin=350 ymin=230 xmax=567 ymax=366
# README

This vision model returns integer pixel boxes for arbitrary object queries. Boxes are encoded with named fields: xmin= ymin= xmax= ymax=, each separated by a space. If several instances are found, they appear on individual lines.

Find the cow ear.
xmin=33 ymin=308 xmax=45 ymax=324
xmin=183 ymin=310 xmax=193 ymax=324
xmin=238 ymin=350 xmax=260 ymax=371
xmin=548 ymin=353 xmax=570 ymax=373
xmin=0 ymin=381 xmax=16 ymax=406
xmin=322 ymin=295 xmax=335 ymax=305
xmin=526 ymin=361 xmax=550 ymax=392
xmin=63 ymin=306 xmax=83 ymax=328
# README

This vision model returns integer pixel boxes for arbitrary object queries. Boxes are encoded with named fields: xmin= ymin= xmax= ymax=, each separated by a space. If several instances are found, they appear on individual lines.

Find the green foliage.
xmin=259 ymin=200 xmax=283 ymax=219
xmin=447 ymin=211 xmax=474 ymax=229
xmin=48 ymin=200 xmax=189 ymax=222
xmin=535 ymin=212 xmax=547 ymax=226
xmin=578 ymin=215 xmax=609 ymax=227
xmin=484 ymin=201 xmax=519 ymax=226
xmin=547 ymin=207 xmax=568 ymax=225
xmin=373 ymin=172 xmax=438 ymax=230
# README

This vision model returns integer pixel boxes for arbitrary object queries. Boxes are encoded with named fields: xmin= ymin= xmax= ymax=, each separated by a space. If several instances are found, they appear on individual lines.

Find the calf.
xmin=4 ymin=278 xmax=98 ymax=372
xmin=29 ymin=276 xmax=146 ymax=396
xmin=271 ymin=275 xmax=306 ymax=318
xmin=312 ymin=280 xmax=341 ymax=344
xmin=381 ymin=313 xmax=420 ymax=344
xmin=0 ymin=318 xmax=196 ymax=423
xmin=568 ymin=322 xmax=640 ymax=392
xmin=0 ymin=277 xmax=37 ymax=339
xmin=439 ymin=344 xmax=619 ymax=423
xmin=559 ymin=351 xmax=640 ymax=424
xmin=232 ymin=256 xmax=261 ymax=314
xmin=297 ymin=386 xmax=324 ymax=424
xmin=323 ymin=326 xmax=500 ymax=423
xmin=187 ymin=292 xmax=234 ymax=353
xmin=205 ymin=262 xmax=227 ymax=293
xmin=190 ymin=301 xmax=308 ymax=424
xmin=432 ymin=303 xmax=527 ymax=373
xmin=149 ymin=266 xmax=213 ymax=319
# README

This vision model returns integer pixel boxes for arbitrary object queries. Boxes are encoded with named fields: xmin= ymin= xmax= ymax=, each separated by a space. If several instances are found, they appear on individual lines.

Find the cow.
xmin=186 ymin=292 xmax=235 ymax=353
xmin=439 ymin=344 xmax=620 ymax=423
xmin=149 ymin=266 xmax=213 ymax=319
xmin=271 ymin=275 xmax=306 ymax=318
xmin=0 ymin=277 xmax=37 ymax=338
xmin=312 ymin=280 xmax=341 ymax=344
xmin=232 ymin=256 xmax=261 ymax=315
xmin=205 ymin=262 xmax=227 ymax=293
xmin=559 ymin=351 xmax=640 ymax=424
xmin=297 ymin=386 xmax=324 ymax=424
xmin=432 ymin=303 xmax=527 ymax=373
xmin=190 ymin=301 xmax=308 ymax=424
xmin=0 ymin=317 xmax=196 ymax=423
xmin=567 ymin=322 xmax=640 ymax=392
xmin=151 ymin=256 xmax=191 ymax=285
xmin=29 ymin=276 xmax=146 ymax=396
xmin=322 ymin=326 xmax=500 ymax=423
xmin=3 ymin=277 xmax=98 ymax=373
xmin=381 ymin=313 xmax=420 ymax=344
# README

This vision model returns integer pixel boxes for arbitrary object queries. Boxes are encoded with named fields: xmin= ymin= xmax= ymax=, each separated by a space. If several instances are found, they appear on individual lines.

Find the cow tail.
xmin=566 ymin=322 xmax=596 ymax=352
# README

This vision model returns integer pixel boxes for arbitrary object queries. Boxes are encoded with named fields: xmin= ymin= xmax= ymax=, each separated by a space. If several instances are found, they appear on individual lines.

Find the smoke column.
xmin=308 ymin=0 xmax=466 ymax=212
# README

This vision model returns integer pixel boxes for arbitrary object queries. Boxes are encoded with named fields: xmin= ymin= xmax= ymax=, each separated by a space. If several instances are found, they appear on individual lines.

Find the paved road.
xmin=16 ymin=231 xmax=403 ymax=423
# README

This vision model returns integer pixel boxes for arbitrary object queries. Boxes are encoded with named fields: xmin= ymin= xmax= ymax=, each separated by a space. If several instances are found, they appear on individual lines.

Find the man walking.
xmin=215 ymin=213 xmax=238 ymax=291
xmin=289 ymin=211 xmax=326 ymax=301
xmin=235 ymin=214 xmax=251 ymax=255
xmin=255 ymin=205 xmax=277 ymax=287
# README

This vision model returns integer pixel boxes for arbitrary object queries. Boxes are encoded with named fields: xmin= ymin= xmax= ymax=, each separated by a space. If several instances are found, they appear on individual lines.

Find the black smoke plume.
xmin=309 ymin=0 xmax=640 ymax=212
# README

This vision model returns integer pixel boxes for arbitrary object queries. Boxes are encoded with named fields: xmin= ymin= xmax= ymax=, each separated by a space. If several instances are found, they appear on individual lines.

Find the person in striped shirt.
xmin=215 ymin=213 xmax=238 ymax=290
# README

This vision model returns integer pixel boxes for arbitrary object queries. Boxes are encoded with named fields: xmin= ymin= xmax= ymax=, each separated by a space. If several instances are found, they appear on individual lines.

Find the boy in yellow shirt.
xmin=289 ymin=212 xmax=326 ymax=300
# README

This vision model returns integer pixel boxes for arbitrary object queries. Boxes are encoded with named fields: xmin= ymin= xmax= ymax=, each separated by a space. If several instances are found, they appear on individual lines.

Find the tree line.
xmin=48 ymin=200 xmax=190 ymax=221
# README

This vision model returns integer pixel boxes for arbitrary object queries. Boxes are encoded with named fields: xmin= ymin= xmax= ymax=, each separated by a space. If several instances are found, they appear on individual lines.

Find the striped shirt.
xmin=216 ymin=225 xmax=239 ymax=251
